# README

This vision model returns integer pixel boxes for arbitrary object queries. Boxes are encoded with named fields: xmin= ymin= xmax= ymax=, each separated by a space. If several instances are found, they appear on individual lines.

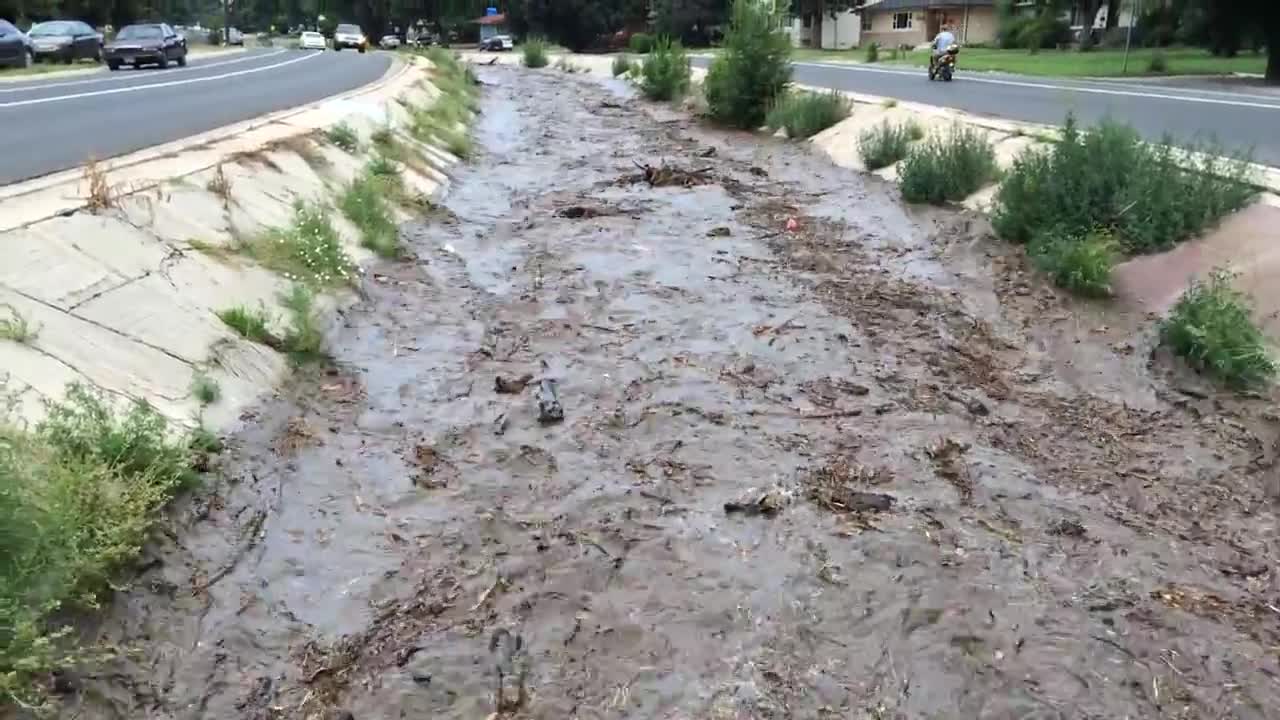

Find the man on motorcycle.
xmin=929 ymin=24 xmax=958 ymax=74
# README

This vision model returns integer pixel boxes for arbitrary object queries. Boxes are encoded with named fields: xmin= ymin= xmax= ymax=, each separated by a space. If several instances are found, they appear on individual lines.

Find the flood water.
xmin=64 ymin=66 xmax=1280 ymax=720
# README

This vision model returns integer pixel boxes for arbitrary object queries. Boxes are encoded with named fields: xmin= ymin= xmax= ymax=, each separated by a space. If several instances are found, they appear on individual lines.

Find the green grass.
xmin=898 ymin=126 xmax=998 ymax=205
xmin=640 ymin=37 xmax=692 ymax=102
xmin=242 ymin=201 xmax=356 ymax=287
xmin=408 ymin=50 xmax=478 ymax=160
xmin=340 ymin=163 xmax=403 ymax=258
xmin=1030 ymin=228 xmax=1118 ymax=297
xmin=993 ymin=116 xmax=1256 ymax=254
xmin=877 ymin=46 xmax=1266 ymax=78
xmin=765 ymin=90 xmax=851 ymax=140
xmin=190 ymin=373 xmax=221 ymax=406
xmin=325 ymin=122 xmax=360 ymax=152
xmin=0 ymin=305 xmax=37 ymax=344
xmin=217 ymin=305 xmax=274 ymax=345
xmin=858 ymin=120 xmax=923 ymax=170
xmin=0 ymin=384 xmax=198 ymax=709
xmin=522 ymin=37 xmax=550 ymax=68
xmin=0 ymin=59 xmax=98 ymax=80
xmin=1160 ymin=270 xmax=1277 ymax=389
xmin=281 ymin=284 xmax=325 ymax=362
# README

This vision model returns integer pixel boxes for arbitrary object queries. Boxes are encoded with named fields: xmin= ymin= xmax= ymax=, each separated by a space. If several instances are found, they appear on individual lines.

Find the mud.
xmin=62 ymin=67 xmax=1280 ymax=720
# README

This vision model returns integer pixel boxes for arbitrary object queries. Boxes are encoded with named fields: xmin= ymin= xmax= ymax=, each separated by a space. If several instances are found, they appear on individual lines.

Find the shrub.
xmin=1160 ymin=270 xmax=1277 ymax=389
xmin=993 ymin=116 xmax=1256 ymax=254
xmin=612 ymin=53 xmax=633 ymax=77
xmin=325 ymin=122 xmax=360 ymax=152
xmin=629 ymin=32 xmax=654 ymax=54
xmin=0 ymin=384 xmax=197 ymax=709
xmin=858 ymin=120 xmax=922 ymax=170
xmin=1147 ymin=50 xmax=1168 ymax=73
xmin=522 ymin=37 xmax=549 ymax=68
xmin=864 ymin=41 xmax=879 ymax=63
xmin=0 ymin=304 xmax=37 ymax=343
xmin=898 ymin=126 xmax=998 ymax=205
xmin=1030 ymin=229 xmax=1118 ymax=297
xmin=703 ymin=0 xmax=792 ymax=129
xmin=640 ymin=36 xmax=691 ymax=101
xmin=246 ymin=201 xmax=356 ymax=287
xmin=765 ymin=90 xmax=851 ymax=140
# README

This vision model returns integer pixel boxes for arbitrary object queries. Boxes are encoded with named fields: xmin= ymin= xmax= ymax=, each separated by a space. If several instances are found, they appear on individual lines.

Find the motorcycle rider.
xmin=929 ymin=23 xmax=958 ymax=75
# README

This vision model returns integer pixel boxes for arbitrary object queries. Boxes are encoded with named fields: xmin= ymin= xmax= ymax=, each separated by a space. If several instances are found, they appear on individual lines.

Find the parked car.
xmin=332 ymin=23 xmax=366 ymax=52
xmin=478 ymin=34 xmax=513 ymax=51
xmin=27 ymin=20 xmax=101 ymax=63
xmin=378 ymin=34 xmax=400 ymax=49
xmin=227 ymin=27 xmax=244 ymax=45
xmin=299 ymin=30 xmax=326 ymax=50
xmin=104 ymin=23 xmax=187 ymax=70
xmin=0 ymin=19 xmax=33 ymax=68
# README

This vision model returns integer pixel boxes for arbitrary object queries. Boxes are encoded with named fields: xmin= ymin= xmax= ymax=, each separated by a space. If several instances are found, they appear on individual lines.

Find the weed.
xmin=555 ymin=57 xmax=583 ymax=73
xmin=187 ymin=238 xmax=238 ymax=263
xmin=993 ymin=116 xmax=1256 ymax=253
xmin=281 ymin=284 xmax=325 ymax=362
xmin=1030 ymin=228 xmax=1118 ymax=297
xmin=190 ymin=373 xmax=221 ymax=406
xmin=880 ymin=98 xmax=898 ymax=109
xmin=0 ymin=304 xmax=37 ymax=344
xmin=245 ymin=201 xmax=356 ymax=287
xmin=340 ymin=167 xmax=402 ymax=258
xmin=865 ymin=42 xmax=879 ymax=63
xmin=325 ymin=122 xmax=361 ymax=152
xmin=1160 ymin=269 xmax=1277 ymax=389
xmin=640 ymin=36 xmax=692 ymax=101
xmin=0 ymin=384 xmax=197 ymax=709
xmin=899 ymin=126 xmax=998 ymax=204
xmin=765 ymin=90 xmax=851 ymax=139
xmin=1148 ymin=50 xmax=1168 ymax=73
xmin=522 ymin=37 xmax=549 ymax=68
xmin=217 ymin=305 xmax=275 ymax=345
xmin=704 ymin=0 xmax=792 ymax=129
xmin=612 ymin=54 xmax=633 ymax=77
xmin=366 ymin=153 xmax=401 ymax=180
xmin=189 ymin=425 xmax=224 ymax=455
xmin=275 ymin=135 xmax=329 ymax=170
xmin=206 ymin=163 xmax=232 ymax=203
xmin=858 ymin=120 xmax=923 ymax=170
xmin=83 ymin=157 xmax=113 ymax=211
xmin=629 ymin=33 xmax=654 ymax=54
xmin=371 ymin=125 xmax=396 ymax=152
xmin=406 ymin=56 xmax=477 ymax=161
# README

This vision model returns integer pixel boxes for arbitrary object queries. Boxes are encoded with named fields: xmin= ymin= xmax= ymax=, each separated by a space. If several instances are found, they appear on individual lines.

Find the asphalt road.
xmin=691 ymin=57 xmax=1280 ymax=165
xmin=0 ymin=48 xmax=391 ymax=185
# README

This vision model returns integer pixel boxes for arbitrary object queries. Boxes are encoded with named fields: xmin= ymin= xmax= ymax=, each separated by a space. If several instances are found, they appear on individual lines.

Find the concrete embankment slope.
xmin=0 ymin=55 xmax=461 ymax=432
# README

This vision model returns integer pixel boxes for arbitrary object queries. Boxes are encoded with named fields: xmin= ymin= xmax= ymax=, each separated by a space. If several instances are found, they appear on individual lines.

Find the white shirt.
xmin=932 ymin=31 xmax=956 ymax=52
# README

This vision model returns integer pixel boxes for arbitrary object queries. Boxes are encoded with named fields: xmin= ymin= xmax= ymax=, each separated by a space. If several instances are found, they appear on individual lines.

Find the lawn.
xmin=0 ymin=59 xmax=99 ymax=80
xmin=778 ymin=46 xmax=1267 ymax=78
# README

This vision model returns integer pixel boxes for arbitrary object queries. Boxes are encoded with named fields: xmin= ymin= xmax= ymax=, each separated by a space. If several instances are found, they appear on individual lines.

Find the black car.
xmin=0 ymin=19 xmax=33 ymax=68
xmin=104 ymin=23 xmax=187 ymax=70
xmin=27 ymin=20 xmax=102 ymax=63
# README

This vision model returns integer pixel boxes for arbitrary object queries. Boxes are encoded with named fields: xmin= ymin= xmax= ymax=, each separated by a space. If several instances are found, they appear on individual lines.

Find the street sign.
xmin=486 ymin=7 xmax=498 ymax=15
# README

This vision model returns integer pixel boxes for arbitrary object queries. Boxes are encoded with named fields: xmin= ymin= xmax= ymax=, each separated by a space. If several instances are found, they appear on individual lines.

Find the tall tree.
xmin=1199 ymin=0 xmax=1277 ymax=82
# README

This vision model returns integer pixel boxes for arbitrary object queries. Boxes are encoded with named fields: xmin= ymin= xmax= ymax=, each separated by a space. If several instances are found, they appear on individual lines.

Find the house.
xmin=857 ymin=0 xmax=998 ymax=49
xmin=474 ymin=11 xmax=508 ymax=42
xmin=787 ymin=1 xmax=864 ymax=50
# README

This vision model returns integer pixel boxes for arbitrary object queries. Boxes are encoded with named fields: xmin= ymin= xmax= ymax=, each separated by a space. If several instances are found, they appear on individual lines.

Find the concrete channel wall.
xmin=0 ymin=56 xmax=459 ymax=432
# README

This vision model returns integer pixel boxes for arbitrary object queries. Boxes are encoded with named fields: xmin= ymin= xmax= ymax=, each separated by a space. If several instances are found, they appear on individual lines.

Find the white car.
xmin=299 ymin=31 xmax=326 ymax=50
xmin=379 ymin=35 xmax=400 ymax=49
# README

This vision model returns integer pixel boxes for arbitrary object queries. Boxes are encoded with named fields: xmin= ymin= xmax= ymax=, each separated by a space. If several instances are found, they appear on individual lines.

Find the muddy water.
xmin=68 ymin=67 xmax=1280 ymax=720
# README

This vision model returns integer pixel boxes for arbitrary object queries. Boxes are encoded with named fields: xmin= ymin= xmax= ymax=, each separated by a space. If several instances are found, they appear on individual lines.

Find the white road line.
xmin=0 ymin=49 xmax=287 ymax=94
xmin=791 ymin=61 xmax=1280 ymax=111
xmin=0 ymin=51 xmax=319 ymax=108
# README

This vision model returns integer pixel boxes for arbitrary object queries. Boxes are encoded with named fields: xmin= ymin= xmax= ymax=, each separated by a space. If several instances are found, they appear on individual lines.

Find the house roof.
xmin=474 ymin=13 xmax=507 ymax=25
xmin=860 ymin=0 xmax=995 ymax=11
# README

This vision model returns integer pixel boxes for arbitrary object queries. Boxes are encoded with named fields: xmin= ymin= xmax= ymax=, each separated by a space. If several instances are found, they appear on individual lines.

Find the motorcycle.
xmin=929 ymin=43 xmax=959 ymax=82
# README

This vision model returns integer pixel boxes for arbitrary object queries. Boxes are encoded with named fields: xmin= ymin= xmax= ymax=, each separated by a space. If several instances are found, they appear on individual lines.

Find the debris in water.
xmin=706 ymin=226 xmax=732 ymax=237
xmin=627 ymin=161 xmax=713 ymax=188
xmin=695 ymin=146 xmax=717 ymax=158
xmin=495 ymin=373 xmax=534 ymax=394
xmin=490 ymin=628 xmax=529 ymax=713
xmin=724 ymin=485 xmax=791 ymax=516
xmin=926 ymin=437 xmax=974 ymax=503
xmin=785 ymin=216 xmax=800 ymax=233
xmin=537 ymin=378 xmax=565 ymax=424
xmin=807 ymin=459 xmax=896 ymax=514
xmin=1048 ymin=518 xmax=1087 ymax=537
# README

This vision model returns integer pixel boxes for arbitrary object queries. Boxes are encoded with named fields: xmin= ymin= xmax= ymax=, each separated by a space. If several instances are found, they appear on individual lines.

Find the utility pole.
xmin=223 ymin=0 xmax=230 ymax=45
xmin=1121 ymin=0 xmax=1141 ymax=74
